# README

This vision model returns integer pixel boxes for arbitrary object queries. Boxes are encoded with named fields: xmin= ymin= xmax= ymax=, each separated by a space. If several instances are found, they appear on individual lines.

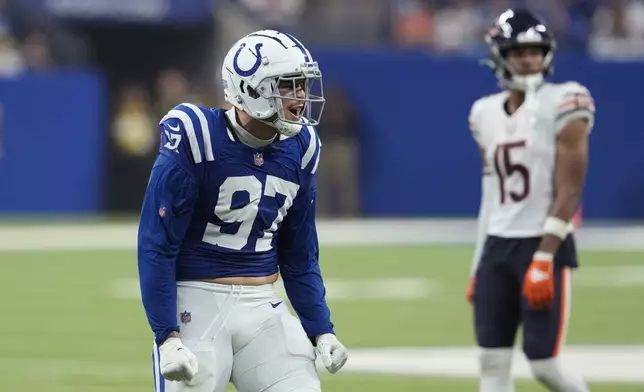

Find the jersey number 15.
xmin=494 ymin=141 xmax=530 ymax=204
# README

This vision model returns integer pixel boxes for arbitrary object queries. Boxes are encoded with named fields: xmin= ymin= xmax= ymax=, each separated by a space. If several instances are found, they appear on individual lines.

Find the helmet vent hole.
xmin=247 ymin=86 xmax=260 ymax=99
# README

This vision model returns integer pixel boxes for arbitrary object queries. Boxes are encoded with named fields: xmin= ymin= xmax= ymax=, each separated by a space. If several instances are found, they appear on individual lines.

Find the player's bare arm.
xmin=523 ymin=116 xmax=591 ymax=311
xmin=536 ymin=118 xmax=589 ymax=255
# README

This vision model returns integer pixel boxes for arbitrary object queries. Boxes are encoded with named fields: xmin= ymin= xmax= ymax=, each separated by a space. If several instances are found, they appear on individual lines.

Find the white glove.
xmin=159 ymin=337 xmax=199 ymax=382
xmin=315 ymin=333 xmax=348 ymax=374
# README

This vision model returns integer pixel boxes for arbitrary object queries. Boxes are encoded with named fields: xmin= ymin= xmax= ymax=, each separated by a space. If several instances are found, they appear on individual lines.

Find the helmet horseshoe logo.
xmin=233 ymin=43 xmax=264 ymax=77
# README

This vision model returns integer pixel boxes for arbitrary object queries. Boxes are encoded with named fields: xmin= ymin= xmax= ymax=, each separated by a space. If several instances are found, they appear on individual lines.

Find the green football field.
xmin=1 ymin=242 xmax=643 ymax=391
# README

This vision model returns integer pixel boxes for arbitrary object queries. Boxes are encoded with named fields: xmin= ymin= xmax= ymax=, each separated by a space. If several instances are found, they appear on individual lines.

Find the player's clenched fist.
xmin=316 ymin=333 xmax=348 ymax=374
xmin=159 ymin=337 xmax=199 ymax=381
xmin=522 ymin=252 xmax=554 ymax=310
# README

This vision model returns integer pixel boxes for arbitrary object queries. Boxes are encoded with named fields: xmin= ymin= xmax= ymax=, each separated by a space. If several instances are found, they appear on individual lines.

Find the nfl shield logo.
xmin=180 ymin=311 xmax=191 ymax=324
xmin=253 ymin=152 xmax=264 ymax=167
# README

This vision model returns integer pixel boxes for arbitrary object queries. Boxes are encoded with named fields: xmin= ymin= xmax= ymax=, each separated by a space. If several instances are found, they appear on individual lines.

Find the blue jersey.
xmin=137 ymin=104 xmax=333 ymax=344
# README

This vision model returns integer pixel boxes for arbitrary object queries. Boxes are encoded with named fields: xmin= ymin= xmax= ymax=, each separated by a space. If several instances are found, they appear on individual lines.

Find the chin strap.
xmin=507 ymin=73 xmax=544 ymax=92
xmin=259 ymin=117 xmax=304 ymax=137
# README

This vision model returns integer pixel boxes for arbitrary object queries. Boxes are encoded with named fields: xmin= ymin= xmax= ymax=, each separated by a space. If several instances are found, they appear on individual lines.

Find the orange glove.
xmin=522 ymin=252 xmax=554 ymax=310
xmin=466 ymin=277 xmax=475 ymax=304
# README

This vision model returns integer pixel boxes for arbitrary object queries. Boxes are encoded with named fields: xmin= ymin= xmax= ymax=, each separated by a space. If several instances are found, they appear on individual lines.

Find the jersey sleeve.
xmin=158 ymin=103 xmax=216 ymax=178
xmin=554 ymin=82 xmax=595 ymax=134
xmin=468 ymin=98 xmax=493 ymax=272
xmin=138 ymin=153 xmax=199 ymax=345
xmin=468 ymin=98 xmax=485 ymax=145
xmin=277 ymin=126 xmax=334 ymax=340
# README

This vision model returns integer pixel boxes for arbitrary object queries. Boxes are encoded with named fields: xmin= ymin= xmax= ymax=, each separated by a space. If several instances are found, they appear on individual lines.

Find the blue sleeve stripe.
xmin=160 ymin=109 xmax=203 ymax=164
xmin=301 ymin=125 xmax=318 ymax=170
xmin=181 ymin=103 xmax=215 ymax=162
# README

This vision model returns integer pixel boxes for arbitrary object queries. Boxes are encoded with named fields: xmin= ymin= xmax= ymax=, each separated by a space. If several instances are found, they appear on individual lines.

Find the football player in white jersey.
xmin=466 ymin=9 xmax=594 ymax=392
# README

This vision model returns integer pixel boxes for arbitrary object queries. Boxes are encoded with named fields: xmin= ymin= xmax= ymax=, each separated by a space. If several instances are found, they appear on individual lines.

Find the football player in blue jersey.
xmin=137 ymin=30 xmax=348 ymax=392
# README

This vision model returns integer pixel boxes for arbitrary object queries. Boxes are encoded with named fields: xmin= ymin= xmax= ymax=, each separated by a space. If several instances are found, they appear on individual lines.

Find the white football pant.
xmin=152 ymin=281 xmax=320 ymax=392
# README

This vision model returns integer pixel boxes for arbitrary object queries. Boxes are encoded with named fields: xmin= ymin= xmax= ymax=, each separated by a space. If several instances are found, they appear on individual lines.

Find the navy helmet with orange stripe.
xmin=482 ymin=9 xmax=556 ymax=91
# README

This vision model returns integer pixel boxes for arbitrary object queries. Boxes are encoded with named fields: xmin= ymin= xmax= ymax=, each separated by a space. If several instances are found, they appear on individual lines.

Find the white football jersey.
xmin=469 ymin=81 xmax=595 ymax=238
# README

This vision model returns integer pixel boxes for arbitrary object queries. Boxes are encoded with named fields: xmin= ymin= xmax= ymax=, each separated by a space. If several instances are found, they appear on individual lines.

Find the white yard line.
xmin=1 ymin=220 xmax=644 ymax=251
xmin=575 ymin=266 xmax=644 ymax=287
xmin=333 ymin=346 xmax=644 ymax=383
xmin=2 ymin=346 xmax=642 ymax=383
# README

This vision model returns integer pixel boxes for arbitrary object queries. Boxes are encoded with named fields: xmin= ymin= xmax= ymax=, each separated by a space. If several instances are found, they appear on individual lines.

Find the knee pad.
xmin=530 ymin=358 xmax=588 ymax=392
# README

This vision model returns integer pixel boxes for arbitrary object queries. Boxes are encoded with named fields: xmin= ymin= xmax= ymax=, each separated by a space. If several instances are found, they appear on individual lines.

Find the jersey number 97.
xmin=202 ymin=175 xmax=300 ymax=251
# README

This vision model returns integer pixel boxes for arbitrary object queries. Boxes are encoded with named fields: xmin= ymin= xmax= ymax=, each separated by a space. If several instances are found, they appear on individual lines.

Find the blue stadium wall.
xmin=0 ymin=71 xmax=105 ymax=214
xmin=0 ymin=54 xmax=641 ymax=219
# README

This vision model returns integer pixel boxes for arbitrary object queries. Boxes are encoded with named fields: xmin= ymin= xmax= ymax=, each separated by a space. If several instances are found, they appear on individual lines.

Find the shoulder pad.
xmin=159 ymin=103 xmax=215 ymax=164
xmin=556 ymin=82 xmax=594 ymax=108
xmin=553 ymin=82 xmax=595 ymax=133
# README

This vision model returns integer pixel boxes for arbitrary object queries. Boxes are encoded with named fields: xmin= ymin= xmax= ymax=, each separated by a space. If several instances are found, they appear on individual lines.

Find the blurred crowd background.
xmin=0 ymin=0 xmax=643 ymax=220
xmin=4 ymin=1 xmax=644 ymax=75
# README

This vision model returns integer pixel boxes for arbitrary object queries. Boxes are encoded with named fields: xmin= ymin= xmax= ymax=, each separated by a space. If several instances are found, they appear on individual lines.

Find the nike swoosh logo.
xmin=270 ymin=301 xmax=283 ymax=308
xmin=168 ymin=123 xmax=180 ymax=132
